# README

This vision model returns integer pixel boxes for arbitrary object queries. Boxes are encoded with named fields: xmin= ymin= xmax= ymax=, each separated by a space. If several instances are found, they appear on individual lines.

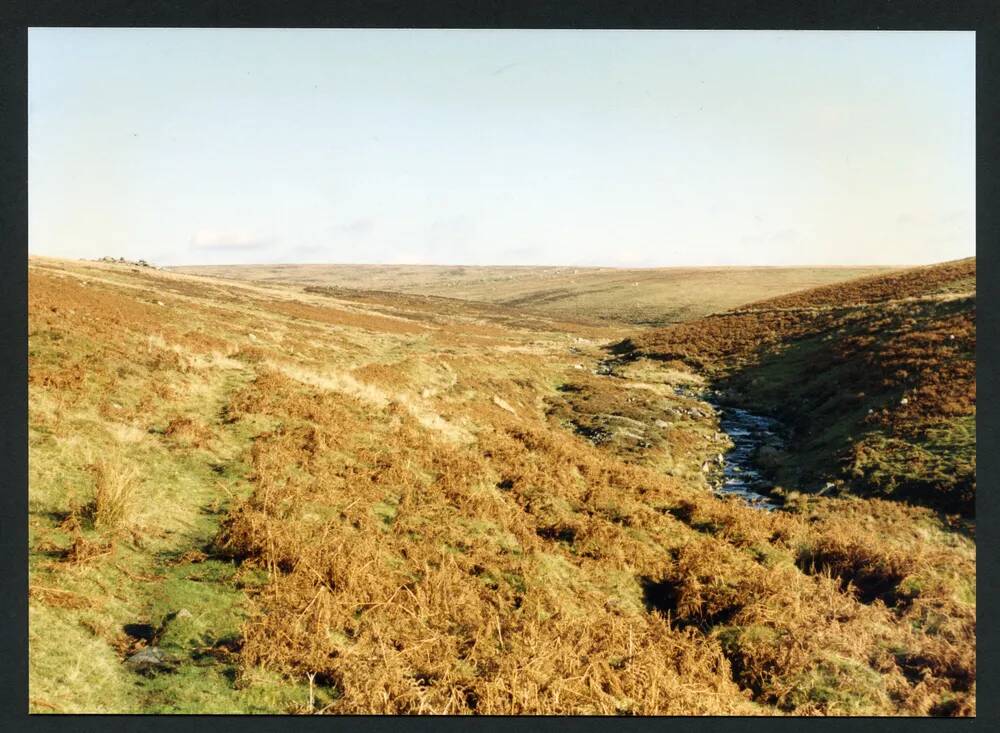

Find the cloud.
xmin=191 ymin=228 xmax=275 ymax=250
xmin=335 ymin=218 xmax=375 ymax=236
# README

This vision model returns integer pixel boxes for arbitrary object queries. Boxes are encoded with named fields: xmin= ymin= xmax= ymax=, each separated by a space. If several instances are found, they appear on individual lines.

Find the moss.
xmin=372 ymin=498 xmax=400 ymax=527
xmin=782 ymin=655 xmax=890 ymax=714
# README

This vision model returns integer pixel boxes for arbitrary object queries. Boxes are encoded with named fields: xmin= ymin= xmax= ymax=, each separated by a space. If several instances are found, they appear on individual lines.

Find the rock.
xmin=176 ymin=608 xmax=193 ymax=620
xmin=654 ymin=419 xmax=670 ymax=429
xmin=602 ymin=414 xmax=644 ymax=429
xmin=716 ymin=388 xmax=741 ymax=404
xmin=492 ymin=396 xmax=517 ymax=415
xmin=816 ymin=482 xmax=835 ymax=496
xmin=716 ymin=453 xmax=725 ymax=465
xmin=755 ymin=445 xmax=786 ymax=469
xmin=125 ymin=647 xmax=172 ymax=675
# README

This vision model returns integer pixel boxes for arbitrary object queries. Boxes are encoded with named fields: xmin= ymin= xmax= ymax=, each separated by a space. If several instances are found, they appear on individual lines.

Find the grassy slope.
xmin=29 ymin=257 xmax=974 ymax=715
xmin=631 ymin=258 xmax=976 ymax=514
xmin=169 ymin=263 xmax=893 ymax=327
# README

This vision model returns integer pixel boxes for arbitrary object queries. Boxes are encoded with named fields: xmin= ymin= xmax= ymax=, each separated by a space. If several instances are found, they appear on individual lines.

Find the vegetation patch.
xmin=28 ymin=258 xmax=975 ymax=715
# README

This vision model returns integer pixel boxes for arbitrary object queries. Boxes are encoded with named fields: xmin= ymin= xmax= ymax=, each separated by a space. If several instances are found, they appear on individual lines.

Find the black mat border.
xmin=2 ymin=1 xmax=997 ymax=731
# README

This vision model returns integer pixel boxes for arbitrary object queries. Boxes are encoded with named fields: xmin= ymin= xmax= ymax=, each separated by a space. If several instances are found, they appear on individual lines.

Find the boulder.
xmin=125 ymin=647 xmax=173 ymax=675
xmin=755 ymin=445 xmax=786 ymax=469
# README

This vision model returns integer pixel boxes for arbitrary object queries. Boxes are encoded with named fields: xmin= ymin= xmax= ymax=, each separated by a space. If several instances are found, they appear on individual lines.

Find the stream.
xmin=712 ymin=404 xmax=782 ymax=510
xmin=673 ymin=384 xmax=784 ymax=510
xmin=593 ymin=356 xmax=786 ymax=511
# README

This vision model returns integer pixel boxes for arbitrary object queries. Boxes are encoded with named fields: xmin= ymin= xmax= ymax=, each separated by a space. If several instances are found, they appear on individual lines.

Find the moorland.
xmin=172 ymin=263 xmax=893 ymax=327
xmin=28 ymin=256 xmax=974 ymax=715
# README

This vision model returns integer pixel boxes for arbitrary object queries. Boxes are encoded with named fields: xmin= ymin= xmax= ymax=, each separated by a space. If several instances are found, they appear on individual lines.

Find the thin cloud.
xmin=191 ymin=229 xmax=275 ymax=250
xmin=336 ymin=218 xmax=375 ymax=236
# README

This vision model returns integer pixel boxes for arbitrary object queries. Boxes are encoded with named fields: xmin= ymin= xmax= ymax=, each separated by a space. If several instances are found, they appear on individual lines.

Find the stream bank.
xmin=589 ymin=352 xmax=789 ymax=511
xmin=674 ymin=385 xmax=785 ymax=510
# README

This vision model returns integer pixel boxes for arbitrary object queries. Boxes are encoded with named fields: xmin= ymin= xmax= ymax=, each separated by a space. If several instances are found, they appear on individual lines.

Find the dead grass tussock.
xmin=105 ymin=422 xmax=148 ymax=445
xmin=29 ymin=584 xmax=102 ymax=609
xmin=163 ymin=416 xmax=214 ymax=449
xmin=88 ymin=453 xmax=140 ymax=535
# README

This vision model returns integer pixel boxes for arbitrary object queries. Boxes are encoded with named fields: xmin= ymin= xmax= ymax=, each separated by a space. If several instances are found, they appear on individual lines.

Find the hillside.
xmin=168 ymin=263 xmax=894 ymax=327
xmin=630 ymin=258 xmax=976 ymax=514
xmin=28 ymin=257 xmax=974 ymax=715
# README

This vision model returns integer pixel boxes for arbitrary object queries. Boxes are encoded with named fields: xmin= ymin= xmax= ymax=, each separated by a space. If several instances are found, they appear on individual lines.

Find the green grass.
xmin=28 ymin=324 xmax=303 ymax=713
xmin=782 ymin=655 xmax=890 ymax=714
xmin=845 ymin=416 xmax=975 ymax=509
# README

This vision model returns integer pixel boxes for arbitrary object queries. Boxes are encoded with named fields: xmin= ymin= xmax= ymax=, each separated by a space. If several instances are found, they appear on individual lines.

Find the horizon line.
xmin=28 ymin=254 xmax=976 ymax=271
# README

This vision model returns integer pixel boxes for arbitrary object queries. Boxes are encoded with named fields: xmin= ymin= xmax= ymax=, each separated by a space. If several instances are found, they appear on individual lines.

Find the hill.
xmin=28 ymin=256 xmax=974 ymax=715
xmin=629 ymin=258 xmax=976 ymax=514
xmin=168 ymin=263 xmax=894 ymax=327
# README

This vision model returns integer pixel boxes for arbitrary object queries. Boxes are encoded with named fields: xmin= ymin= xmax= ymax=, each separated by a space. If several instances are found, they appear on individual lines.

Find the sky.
xmin=28 ymin=29 xmax=975 ymax=268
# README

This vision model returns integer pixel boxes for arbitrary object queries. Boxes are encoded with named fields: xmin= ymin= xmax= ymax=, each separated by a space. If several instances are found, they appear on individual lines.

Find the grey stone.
xmin=755 ymin=445 xmax=787 ymax=469
xmin=125 ymin=646 xmax=172 ymax=674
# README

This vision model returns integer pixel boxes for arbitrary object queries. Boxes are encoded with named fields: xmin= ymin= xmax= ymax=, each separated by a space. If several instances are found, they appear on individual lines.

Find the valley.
xmin=171 ymin=263 xmax=894 ymax=327
xmin=28 ymin=256 xmax=975 ymax=715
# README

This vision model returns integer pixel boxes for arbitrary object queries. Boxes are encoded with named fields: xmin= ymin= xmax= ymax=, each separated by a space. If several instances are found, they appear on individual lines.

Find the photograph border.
xmin=3 ymin=1 xmax=996 ymax=730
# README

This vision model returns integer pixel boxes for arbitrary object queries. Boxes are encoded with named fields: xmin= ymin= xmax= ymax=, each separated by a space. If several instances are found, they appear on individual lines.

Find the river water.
xmin=672 ymin=384 xmax=783 ymax=510
xmin=593 ymin=359 xmax=785 ymax=510
xmin=713 ymin=405 xmax=782 ymax=510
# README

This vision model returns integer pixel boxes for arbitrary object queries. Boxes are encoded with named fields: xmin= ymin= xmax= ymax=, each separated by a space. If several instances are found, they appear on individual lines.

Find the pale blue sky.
xmin=29 ymin=29 xmax=974 ymax=267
